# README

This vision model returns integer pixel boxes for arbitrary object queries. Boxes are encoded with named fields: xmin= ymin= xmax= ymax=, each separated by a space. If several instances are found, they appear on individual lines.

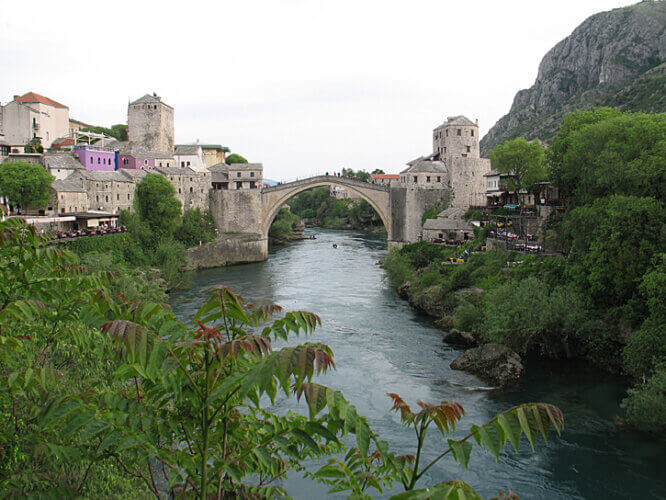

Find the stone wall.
xmin=184 ymin=233 xmax=268 ymax=270
xmin=210 ymin=189 xmax=263 ymax=234
xmin=389 ymin=186 xmax=450 ymax=243
xmin=449 ymin=157 xmax=491 ymax=208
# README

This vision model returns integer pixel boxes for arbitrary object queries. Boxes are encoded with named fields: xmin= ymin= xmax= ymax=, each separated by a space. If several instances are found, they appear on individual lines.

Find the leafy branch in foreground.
xmin=386 ymin=393 xmax=564 ymax=497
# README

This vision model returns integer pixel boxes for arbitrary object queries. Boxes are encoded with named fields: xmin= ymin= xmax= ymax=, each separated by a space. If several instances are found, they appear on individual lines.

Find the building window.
xmin=159 ymin=162 xmax=163 ymax=167
xmin=466 ymin=146 xmax=471 ymax=153
xmin=437 ymin=176 xmax=441 ymax=182
xmin=90 ymin=157 xmax=93 ymax=164
xmin=237 ymin=172 xmax=241 ymax=178
xmin=105 ymin=195 xmax=109 ymax=202
xmin=236 ymin=181 xmax=242 ymax=189
xmin=144 ymin=160 xmax=148 ymax=165
xmin=457 ymin=129 xmax=461 ymax=136
xmin=96 ymin=195 xmax=99 ymax=202
xmin=189 ymin=187 xmax=193 ymax=193
xmin=187 ymin=161 xmax=190 ymax=166
xmin=181 ymin=161 xmax=184 ymax=167
xmin=250 ymin=172 xmax=255 ymax=177
xmin=128 ymin=194 xmax=130 ymax=200
xmin=443 ymin=147 xmax=447 ymax=153
xmin=426 ymin=176 xmax=431 ymax=182
xmin=446 ymin=129 xmax=449 ymax=137
xmin=178 ymin=188 xmax=182 ymax=193
xmin=413 ymin=176 xmax=417 ymax=183
xmin=471 ymin=129 xmax=474 ymax=137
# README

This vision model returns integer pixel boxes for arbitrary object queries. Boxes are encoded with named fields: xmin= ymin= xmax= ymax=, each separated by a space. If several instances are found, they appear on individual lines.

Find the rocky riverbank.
xmin=184 ymin=233 xmax=268 ymax=270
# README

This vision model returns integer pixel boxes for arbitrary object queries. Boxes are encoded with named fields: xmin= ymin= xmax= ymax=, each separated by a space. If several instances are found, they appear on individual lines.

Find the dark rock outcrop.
xmin=481 ymin=1 xmax=666 ymax=154
xmin=450 ymin=344 xmax=524 ymax=386
xmin=443 ymin=329 xmax=477 ymax=347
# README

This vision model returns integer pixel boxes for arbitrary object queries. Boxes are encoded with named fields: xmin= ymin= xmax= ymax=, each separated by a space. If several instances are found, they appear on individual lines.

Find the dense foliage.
xmin=0 ymin=218 xmax=562 ymax=498
xmin=0 ymin=161 xmax=53 ymax=210
xmin=225 ymin=153 xmax=247 ymax=164
xmin=268 ymin=208 xmax=302 ymax=245
xmin=287 ymin=187 xmax=385 ymax=232
xmin=489 ymin=137 xmax=547 ymax=191
xmin=80 ymin=124 xmax=128 ymax=142
xmin=174 ymin=208 xmax=217 ymax=248
xmin=386 ymin=109 xmax=666 ymax=433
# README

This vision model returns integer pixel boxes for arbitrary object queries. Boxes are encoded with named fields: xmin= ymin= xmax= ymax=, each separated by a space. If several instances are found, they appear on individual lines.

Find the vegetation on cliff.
xmin=386 ymin=108 xmax=666 ymax=433
xmin=268 ymin=207 xmax=303 ymax=245
xmin=0 ymin=217 xmax=564 ymax=497
xmin=0 ymin=161 xmax=53 ymax=211
xmin=481 ymin=1 xmax=666 ymax=154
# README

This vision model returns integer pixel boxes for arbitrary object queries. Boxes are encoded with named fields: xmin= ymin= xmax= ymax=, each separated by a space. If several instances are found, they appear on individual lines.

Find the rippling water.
xmin=170 ymin=229 xmax=666 ymax=499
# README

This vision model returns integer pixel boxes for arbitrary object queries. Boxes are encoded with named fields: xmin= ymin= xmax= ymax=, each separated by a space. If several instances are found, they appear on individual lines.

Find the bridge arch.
xmin=261 ymin=176 xmax=392 ymax=241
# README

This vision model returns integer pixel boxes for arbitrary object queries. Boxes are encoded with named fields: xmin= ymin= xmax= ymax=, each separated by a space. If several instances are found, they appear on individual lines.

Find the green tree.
xmin=134 ymin=174 xmax=182 ymax=241
xmin=80 ymin=124 xmax=128 ymax=142
xmin=0 ymin=161 xmax=53 ymax=210
xmin=225 ymin=153 xmax=248 ymax=164
xmin=563 ymin=195 xmax=665 ymax=312
xmin=489 ymin=137 xmax=546 ymax=192
xmin=24 ymin=138 xmax=44 ymax=154
xmin=175 ymin=208 xmax=217 ymax=247
xmin=548 ymin=109 xmax=665 ymax=206
xmin=372 ymin=169 xmax=385 ymax=174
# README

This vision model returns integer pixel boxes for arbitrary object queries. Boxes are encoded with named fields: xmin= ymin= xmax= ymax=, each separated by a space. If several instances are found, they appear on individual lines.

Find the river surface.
xmin=170 ymin=229 xmax=666 ymax=499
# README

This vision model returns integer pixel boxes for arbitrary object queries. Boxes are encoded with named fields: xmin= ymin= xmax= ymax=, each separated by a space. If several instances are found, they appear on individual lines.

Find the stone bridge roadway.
xmin=261 ymin=175 xmax=392 ymax=240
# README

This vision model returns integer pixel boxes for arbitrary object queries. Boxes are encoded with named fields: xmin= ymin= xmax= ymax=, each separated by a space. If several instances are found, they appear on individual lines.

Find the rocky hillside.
xmin=481 ymin=1 xmax=666 ymax=154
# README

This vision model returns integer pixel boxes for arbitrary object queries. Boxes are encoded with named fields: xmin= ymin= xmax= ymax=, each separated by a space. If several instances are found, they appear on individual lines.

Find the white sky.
xmin=1 ymin=0 xmax=634 ymax=181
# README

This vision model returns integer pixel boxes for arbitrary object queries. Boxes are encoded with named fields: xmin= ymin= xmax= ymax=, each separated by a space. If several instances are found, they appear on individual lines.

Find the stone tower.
xmin=432 ymin=116 xmax=489 ymax=209
xmin=432 ymin=115 xmax=480 ymax=164
xmin=127 ymin=93 xmax=174 ymax=154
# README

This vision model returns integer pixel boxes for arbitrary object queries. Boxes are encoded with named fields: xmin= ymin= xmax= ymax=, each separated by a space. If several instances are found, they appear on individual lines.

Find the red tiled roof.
xmin=14 ymin=92 xmax=69 ymax=109
xmin=372 ymin=174 xmax=399 ymax=179
xmin=52 ymin=138 xmax=74 ymax=147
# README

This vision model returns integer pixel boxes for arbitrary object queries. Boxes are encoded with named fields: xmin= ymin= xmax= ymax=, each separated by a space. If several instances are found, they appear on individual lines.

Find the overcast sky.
xmin=1 ymin=0 xmax=634 ymax=180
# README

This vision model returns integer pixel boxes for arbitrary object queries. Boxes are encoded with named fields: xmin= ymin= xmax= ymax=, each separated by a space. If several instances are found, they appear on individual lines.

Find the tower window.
xmin=466 ymin=146 xmax=471 ymax=153
xmin=413 ymin=176 xmax=417 ymax=183
xmin=471 ymin=130 xmax=474 ymax=137
xmin=437 ymin=176 xmax=441 ymax=182
xmin=426 ymin=176 xmax=431 ymax=182
xmin=457 ymin=129 xmax=461 ymax=136
xmin=446 ymin=129 xmax=449 ymax=137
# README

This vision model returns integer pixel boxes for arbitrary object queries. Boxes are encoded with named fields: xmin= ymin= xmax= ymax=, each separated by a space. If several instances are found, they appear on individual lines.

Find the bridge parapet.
xmin=262 ymin=175 xmax=389 ymax=193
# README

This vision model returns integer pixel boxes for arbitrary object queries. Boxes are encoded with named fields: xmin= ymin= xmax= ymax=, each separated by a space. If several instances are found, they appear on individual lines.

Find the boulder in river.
xmin=443 ymin=329 xmax=477 ymax=347
xmin=450 ymin=344 xmax=523 ymax=386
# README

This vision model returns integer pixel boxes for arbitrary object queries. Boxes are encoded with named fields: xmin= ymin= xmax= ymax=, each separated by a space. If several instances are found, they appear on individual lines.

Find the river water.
xmin=170 ymin=229 xmax=666 ymax=499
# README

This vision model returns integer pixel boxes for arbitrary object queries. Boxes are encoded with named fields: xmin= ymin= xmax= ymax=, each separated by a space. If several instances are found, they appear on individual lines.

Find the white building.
xmin=174 ymin=145 xmax=208 ymax=172
xmin=1 ymin=92 xmax=70 ymax=149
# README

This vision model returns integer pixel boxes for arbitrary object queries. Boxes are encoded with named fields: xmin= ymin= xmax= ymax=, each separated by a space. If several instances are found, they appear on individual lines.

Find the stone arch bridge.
xmin=261 ymin=176 xmax=393 ymax=240
xmin=208 ymin=175 xmax=448 ymax=261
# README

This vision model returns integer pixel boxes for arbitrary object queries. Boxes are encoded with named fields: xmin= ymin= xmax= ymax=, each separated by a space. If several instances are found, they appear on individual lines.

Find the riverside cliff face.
xmin=481 ymin=1 xmax=666 ymax=154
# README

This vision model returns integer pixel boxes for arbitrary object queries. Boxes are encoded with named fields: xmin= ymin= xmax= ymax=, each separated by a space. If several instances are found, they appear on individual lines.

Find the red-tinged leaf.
xmin=387 ymin=393 xmax=415 ymax=424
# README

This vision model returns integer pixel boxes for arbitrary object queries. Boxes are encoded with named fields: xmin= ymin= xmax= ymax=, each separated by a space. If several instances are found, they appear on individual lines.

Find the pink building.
xmin=118 ymin=150 xmax=174 ymax=169
xmin=73 ymin=145 xmax=116 ymax=171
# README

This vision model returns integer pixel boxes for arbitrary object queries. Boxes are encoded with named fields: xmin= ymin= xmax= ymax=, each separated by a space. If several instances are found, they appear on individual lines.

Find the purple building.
xmin=73 ymin=145 xmax=116 ymax=171
xmin=118 ymin=150 xmax=174 ymax=170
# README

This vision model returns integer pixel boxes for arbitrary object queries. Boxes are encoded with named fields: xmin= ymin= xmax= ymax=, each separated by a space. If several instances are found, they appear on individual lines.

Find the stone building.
xmin=127 ymin=94 xmax=174 ymax=154
xmin=422 ymin=207 xmax=474 ymax=242
xmin=201 ymin=144 xmax=230 ymax=168
xmin=49 ymin=177 xmax=89 ymax=214
xmin=227 ymin=163 xmax=263 ymax=190
xmin=399 ymin=155 xmax=448 ymax=188
xmin=151 ymin=166 xmax=208 ymax=211
xmin=67 ymin=170 xmax=137 ymax=213
xmin=1 ymin=92 xmax=69 ymax=149
xmin=43 ymin=152 xmax=85 ymax=180
xmin=174 ymin=145 xmax=207 ymax=172
xmin=431 ymin=115 xmax=490 ymax=208
xmin=371 ymin=173 xmax=400 ymax=186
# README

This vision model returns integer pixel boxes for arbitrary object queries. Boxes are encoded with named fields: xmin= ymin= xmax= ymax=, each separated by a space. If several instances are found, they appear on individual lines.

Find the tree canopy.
xmin=489 ymin=137 xmax=546 ymax=192
xmin=80 ymin=124 xmax=128 ymax=142
xmin=548 ymin=108 xmax=666 ymax=206
xmin=0 ymin=161 xmax=53 ymax=209
xmin=134 ymin=173 xmax=181 ymax=240
xmin=225 ymin=153 xmax=248 ymax=164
